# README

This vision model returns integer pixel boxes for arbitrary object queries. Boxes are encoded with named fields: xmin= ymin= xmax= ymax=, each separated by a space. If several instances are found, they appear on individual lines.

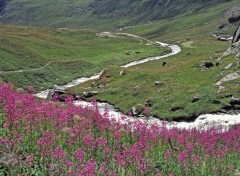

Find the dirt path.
xmin=0 ymin=61 xmax=54 ymax=75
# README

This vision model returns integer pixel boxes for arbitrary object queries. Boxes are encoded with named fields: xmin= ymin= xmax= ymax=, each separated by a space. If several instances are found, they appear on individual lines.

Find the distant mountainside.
xmin=0 ymin=0 xmax=237 ymax=29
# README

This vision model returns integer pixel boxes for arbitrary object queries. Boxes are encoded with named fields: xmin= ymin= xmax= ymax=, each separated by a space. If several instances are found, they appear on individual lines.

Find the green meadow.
xmin=0 ymin=24 xmax=167 ymax=90
xmin=68 ymin=2 xmax=240 ymax=120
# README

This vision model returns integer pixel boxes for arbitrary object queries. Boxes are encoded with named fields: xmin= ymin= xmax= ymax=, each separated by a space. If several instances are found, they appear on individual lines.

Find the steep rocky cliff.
xmin=0 ymin=0 xmax=7 ymax=15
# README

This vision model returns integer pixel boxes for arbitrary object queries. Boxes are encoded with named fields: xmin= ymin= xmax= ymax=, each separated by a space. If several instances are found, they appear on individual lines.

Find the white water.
xmin=35 ymin=71 xmax=104 ymax=99
xmin=35 ymin=33 xmax=240 ymax=130
xmin=121 ymin=42 xmax=181 ymax=68
xmin=74 ymin=101 xmax=240 ymax=130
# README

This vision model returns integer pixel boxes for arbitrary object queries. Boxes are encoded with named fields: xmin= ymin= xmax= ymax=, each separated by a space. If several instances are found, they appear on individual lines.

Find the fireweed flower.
xmin=164 ymin=150 xmax=172 ymax=160
xmin=100 ymin=162 xmax=107 ymax=175
xmin=0 ymin=83 xmax=239 ymax=175
xmin=187 ymin=142 xmax=193 ymax=153
xmin=84 ymin=160 xmax=97 ymax=175
xmin=178 ymin=150 xmax=188 ymax=164
xmin=53 ymin=146 xmax=66 ymax=160
xmin=83 ymin=134 xmax=94 ymax=148
xmin=18 ymin=135 xmax=23 ymax=142
xmin=177 ymin=134 xmax=185 ymax=146
xmin=74 ymin=148 xmax=85 ymax=163
xmin=26 ymin=154 xmax=34 ymax=165
xmin=0 ymin=137 xmax=8 ymax=145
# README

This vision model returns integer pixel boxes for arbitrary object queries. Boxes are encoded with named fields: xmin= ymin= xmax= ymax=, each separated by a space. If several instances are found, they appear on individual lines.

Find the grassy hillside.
xmin=124 ymin=1 xmax=239 ymax=41
xmin=0 ymin=24 xmax=167 ymax=90
xmin=68 ymin=2 xmax=240 ymax=120
xmin=0 ymin=0 xmax=238 ymax=29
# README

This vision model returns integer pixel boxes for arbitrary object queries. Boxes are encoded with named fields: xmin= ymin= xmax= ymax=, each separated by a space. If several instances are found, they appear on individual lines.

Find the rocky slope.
xmin=0 ymin=0 xmax=7 ymax=15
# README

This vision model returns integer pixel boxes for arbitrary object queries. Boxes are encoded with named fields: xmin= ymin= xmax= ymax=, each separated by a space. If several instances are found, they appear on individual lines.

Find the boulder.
xmin=58 ymin=94 xmax=69 ymax=102
xmin=218 ymin=23 xmax=226 ymax=29
xmin=134 ymin=86 xmax=140 ymax=89
xmin=145 ymin=99 xmax=152 ymax=107
xmin=155 ymin=81 xmax=165 ymax=86
xmin=219 ymin=109 xmax=227 ymax=113
xmin=221 ymin=42 xmax=240 ymax=59
xmin=58 ymin=93 xmax=78 ymax=102
xmin=215 ymin=62 xmax=222 ymax=66
xmin=216 ymin=72 xmax=240 ymax=86
xmin=191 ymin=96 xmax=200 ymax=103
xmin=120 ymin=70 xmax=126 ymax=76
xmin=83 ymin=91 xmax=98 ymax=98
xmin=91 ymin=81 xmax=96 ymax=87
xmin=217 ymin=37 xmax=228 ymax=42
xmin=97 ymin=84 xmax=106 ymax=89
xmin=232 ymin=24 xmax=240 ymax=44
xmin=16 ymin=88 xmax=24 ymax=93
xmin=202 ymin=62 xmax=214 ymax=68
xmin=131 ymin=104 xmax=144 ymax=116
xmin=220 ymin=25 xmax=240 ymax=59
xmin=228 ymin=15 xmax=240 ymax=24
xmin=47 ymin=89 xmax=55 ymax=99
xmin=162 ymin=61 xmax=167 ymax=67
xmin=223 ymin=63 xmax=233 ymax=70
xmin=125 ymin=51 xmax=131 ymax=55
xmin=230 ymin=97 xmax=240 ymax=106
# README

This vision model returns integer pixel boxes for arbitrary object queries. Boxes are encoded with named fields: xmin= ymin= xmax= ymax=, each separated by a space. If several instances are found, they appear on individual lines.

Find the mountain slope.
xmin=0 ymin=0 xmax=237 ymax=29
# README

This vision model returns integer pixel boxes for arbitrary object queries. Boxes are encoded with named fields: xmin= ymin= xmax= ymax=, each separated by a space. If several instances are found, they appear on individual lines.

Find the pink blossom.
xmin=18 ymin=135 xmax=23 ymax=142
xmin=164 ymin=150 xmax=172 ymax=160
xmin=178 ymin=150 xmax=188 ymax=164
xmin=187 ymin=142 xmax=193 ymax=153
xmin=74 ymin=148 xmax=85 ymax=162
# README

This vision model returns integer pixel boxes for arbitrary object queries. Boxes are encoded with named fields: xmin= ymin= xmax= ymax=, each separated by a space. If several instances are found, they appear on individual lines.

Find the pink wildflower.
xmin=178 ymin=150 xmax=188 ymax=164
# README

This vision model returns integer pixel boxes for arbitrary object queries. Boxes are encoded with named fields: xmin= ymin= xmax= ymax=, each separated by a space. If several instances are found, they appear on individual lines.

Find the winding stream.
xmin=35 ymin=33 xmax=240 ymax=130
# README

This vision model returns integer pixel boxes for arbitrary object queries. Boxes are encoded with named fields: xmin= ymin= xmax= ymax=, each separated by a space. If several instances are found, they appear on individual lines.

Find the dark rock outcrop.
xmin=221 ymin=25 xmax=240 ymax=59
xmin=0 ymin=0 xmax=7 ymax=14
xmin=217 ymin=37 xmax=228 ymax=42
xmin=218 ymin=23 xmax=226 ymax=29
xmin=145 ymin=99 xmax=152 ymax=107
xmin=155 ymin=81 xmax=165 ymax=86
xmin=230 ymin=97 xmax=240 ymax=106
xmin=83 ymin=91 xmax=98 ymax=98
xmin=202 ymin=62 xmax=214 ymax=68
xmin=232 ymin=24 xmax=240 ymax=44
xmin=131 ymin=104 xmax=145 ymax=116
xmin=162 ymin=61 xmax=167 ymax=67
xmin=58 ymin=94 xmax=69 ymax=102
xmin=191 ymin=97 xmax=200 ymax=103
xmin=228 ymin=15 xmax=240 ymax=24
